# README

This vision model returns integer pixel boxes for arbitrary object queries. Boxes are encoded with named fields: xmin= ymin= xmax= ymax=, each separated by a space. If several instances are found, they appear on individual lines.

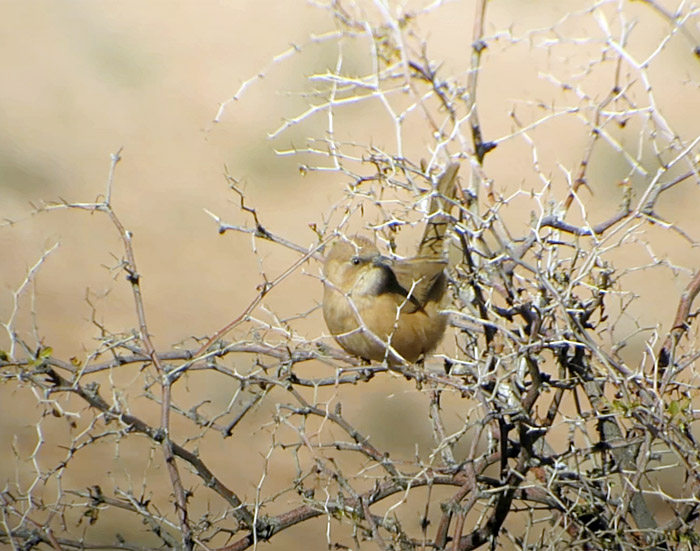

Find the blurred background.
xmin=1 ymin=1 xmax=699 ymax=549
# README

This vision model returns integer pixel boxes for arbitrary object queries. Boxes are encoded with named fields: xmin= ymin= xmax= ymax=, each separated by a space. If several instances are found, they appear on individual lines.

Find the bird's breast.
xmin=322 ymin=282 xmax=446 ymax=363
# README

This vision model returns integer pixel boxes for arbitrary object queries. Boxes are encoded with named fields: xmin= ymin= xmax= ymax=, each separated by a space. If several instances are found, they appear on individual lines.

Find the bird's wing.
xmin=391 ymin=257 xmax=447 ymax=313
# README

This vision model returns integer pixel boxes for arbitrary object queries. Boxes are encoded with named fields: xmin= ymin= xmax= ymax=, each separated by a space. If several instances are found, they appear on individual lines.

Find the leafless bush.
xmin=2 ymin=1 xmax=700 ymax=550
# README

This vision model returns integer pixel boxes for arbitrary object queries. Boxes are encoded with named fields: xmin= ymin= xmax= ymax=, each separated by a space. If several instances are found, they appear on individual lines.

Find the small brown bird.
xmin=322 ymin=163 xmax=459 ymax=363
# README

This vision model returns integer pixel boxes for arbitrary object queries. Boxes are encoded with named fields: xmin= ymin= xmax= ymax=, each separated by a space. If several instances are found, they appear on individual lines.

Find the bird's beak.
xmin=372 ymin=255 xmax=393 ymax=269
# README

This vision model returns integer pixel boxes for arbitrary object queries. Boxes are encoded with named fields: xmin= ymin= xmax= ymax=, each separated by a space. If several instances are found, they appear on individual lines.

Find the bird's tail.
xmin=417 ymin=162 xmax=460 ymax=258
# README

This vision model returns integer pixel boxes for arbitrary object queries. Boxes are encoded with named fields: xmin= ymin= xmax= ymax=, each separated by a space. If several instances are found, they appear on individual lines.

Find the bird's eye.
xmin=350 ymin=256 xmax=361 ymax=266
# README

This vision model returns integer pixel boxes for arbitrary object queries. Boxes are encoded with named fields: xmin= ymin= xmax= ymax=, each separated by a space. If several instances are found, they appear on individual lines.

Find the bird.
xmin=322 ymin=163 xmax=460 ymax=364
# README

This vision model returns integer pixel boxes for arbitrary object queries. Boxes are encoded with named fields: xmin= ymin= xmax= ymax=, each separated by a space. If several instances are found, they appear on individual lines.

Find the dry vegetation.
xmin=2 ymin=1 xmax=700 ymax=550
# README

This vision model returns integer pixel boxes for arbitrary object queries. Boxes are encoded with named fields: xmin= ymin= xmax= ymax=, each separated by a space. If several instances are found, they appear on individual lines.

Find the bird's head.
xmin=323 ymin=235 xmax=393 ymax=297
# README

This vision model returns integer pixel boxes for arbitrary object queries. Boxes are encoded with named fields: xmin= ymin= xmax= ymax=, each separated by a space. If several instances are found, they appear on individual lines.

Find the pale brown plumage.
xmin=322 ymin=163 xmax=459 ymax=363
